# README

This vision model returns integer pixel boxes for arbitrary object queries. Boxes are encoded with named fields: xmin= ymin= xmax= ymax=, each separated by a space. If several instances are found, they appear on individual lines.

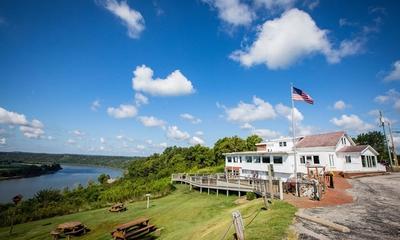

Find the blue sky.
xmin=0 ymin=0 xmax=399 ymax=156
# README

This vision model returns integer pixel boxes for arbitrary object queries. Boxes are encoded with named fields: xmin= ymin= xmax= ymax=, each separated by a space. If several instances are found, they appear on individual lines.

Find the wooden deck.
xmin=171 ymin=173 xmax=284 ymax=199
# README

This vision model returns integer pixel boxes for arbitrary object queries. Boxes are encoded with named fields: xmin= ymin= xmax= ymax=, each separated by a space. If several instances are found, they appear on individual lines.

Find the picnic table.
xmin=50 ymin=221 xmax=88 ymax=240
xmin=109 ymin=203 xmax=127 ymax=212
xmin=111 ymin=217 xmax=157 ymax=240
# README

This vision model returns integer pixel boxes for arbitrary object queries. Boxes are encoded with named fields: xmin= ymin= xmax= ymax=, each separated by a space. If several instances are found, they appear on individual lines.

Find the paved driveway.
xmin=296 ymin=173 xmax=400 ymax=240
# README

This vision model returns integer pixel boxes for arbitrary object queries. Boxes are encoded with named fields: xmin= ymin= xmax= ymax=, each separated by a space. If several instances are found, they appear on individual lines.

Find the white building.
xmin=224 ymin=131 xmax=386 ymax=180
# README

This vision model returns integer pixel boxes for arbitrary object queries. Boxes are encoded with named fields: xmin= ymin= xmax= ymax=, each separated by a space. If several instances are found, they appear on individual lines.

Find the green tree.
xmin=213 ymin=136 xmax=246 ymax=164
xmin=245 ymin=135 xmax=263 ymax=151
xmin=353 ymin=131 xmax=388 ymax=162
xmin=97 ymin=173 xmax=110 ymax=184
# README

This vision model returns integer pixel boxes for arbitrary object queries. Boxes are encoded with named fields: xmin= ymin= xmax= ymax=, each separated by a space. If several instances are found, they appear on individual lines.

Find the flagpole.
xmin=290 ymin=83 xmax=298 ymax=196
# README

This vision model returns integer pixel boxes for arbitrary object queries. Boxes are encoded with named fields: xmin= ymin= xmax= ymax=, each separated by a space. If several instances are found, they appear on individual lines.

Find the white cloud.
xmin=100 ymin=137 xmax=106 ymax=144
xmin=132 ymin=65 xmax=194 ymax=96
xmin=0 ymin=137 xmax=5 ymax=145
xmin=91 ymin=100 xmax=101 ymax=111
xmin=202 ymin=0 xmax=254 ymax=26
xmin=134 ymin=93 xmax=149 ymax=106
xmin=333 ymin=100 xmax=348 ymax=110
xmin=136 ymin=144 xmax=146 ymax=150
xmin=294 ymin=124 xmax=314 ymax=136
xmin=180 ymin=113 xmax=202 ymax=124
xmin=383 ymin=60 xmax=400 ymax=82
xmin=240 ymin=123 xmax=253 ymax=130
xmin=102 ymin=0 xmax=145 ymax=39
xmin=252 ymin=128 xmax=280 ymax=139
xmin=138 ymin=116 xmax=166 ymax=128
xmin=0 ymin=107 xmax=28 ymax=125
xmin=255 ymin=0 xmax=296 ymax=11
xmin=159 ymin=142 xmax=168 ymax=148
xmin=189 ymin=136 xmax=205 ymax=145
xmin=0 ymin=107 xmax=45 ymax=139
xmin=368 ymin=109 xmax=397 ymax=125
xmin=72 ymin=130 xmax=85 ymax=136
xmin=275 ymin=103 xmax=303 ymax=121
xmin=330 ymin=114 xmax=373 ymax=132
xmin=67 ymin=139 xmax=76 ymax=145
xmin=107 ymin=104 xmax=138 ymax=119
xmin=231 ymin=8 xmax=362 ymax=69
xmin=224 ymin=96 xmax=276 ymax=122
xmin=195 ymin=131 xmax=204 ymax=136
xmin=166 ymin=125 xmax=190 ymax=141
xmin=374 ymin=89 xmax=400 ymax=113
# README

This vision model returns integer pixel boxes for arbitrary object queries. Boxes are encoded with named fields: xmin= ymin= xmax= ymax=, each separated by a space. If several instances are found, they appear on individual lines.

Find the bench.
xmin=111 ymin=217 xmax=158 ymax=240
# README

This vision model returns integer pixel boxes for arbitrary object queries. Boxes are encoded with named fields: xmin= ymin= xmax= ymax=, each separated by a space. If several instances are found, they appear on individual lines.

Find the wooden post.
xmin=279 ymin=179 xmax=283 ymax=200
xmin=226 ymin=190 xmax=229 ymax=197
xmin=232 ymin=211 xmax=245 ymax=240
xmin=208 ymin=188 xmax=210 ymax=195
xmin=268 ymin=164 xmax=273 ymax=199
xmin=217 ymin=189 xmax=219 ymax=196
xmin=200 ymin=187 xmax=202 ymax=193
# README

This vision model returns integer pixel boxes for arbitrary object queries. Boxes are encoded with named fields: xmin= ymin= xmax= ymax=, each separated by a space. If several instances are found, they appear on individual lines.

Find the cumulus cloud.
xmin=67 ymin=139 xmax=76 ymax=145
xmin=102 ymin=0 xmax=145 ymax=39
xmin=72 ymin=130 xmax=85 ymax=136
xmin=202 ymin=0 xmax=254 ymax=26
xmin=189 ymin=136 xmax=205 ymax=145
xmin=100 ymin=137 xmax=106 ymax=144
xmin=0 ymin=137 xmax=6 ymax=145
xmin=231 ymin=8 xmax=363 ymax=69
xmin=333 ymin=100 xmax=349 ymax=110
xmin=195 ymin=131 xmax=204 ymax=136
xmin=240 ymin=123 xmax=254 ymax=130
xmin=138 ymin=116 xmax=166 ymax=128
xmin=275 ymin=103 xmax=303 ymax=121
xmin=255 ymin=0 xmax=296 ymax=11
xmin=132 ymin=65 xmax=194 ymax=96
xmin=374 ymin=89 xmax=400 ymax=113
xmin=107 ymin=104 xmax=138 ymax=119
xmin=0 ymin=107 xmax=46 ymax=139
xmin=134 ymin=93 xmax=149 ymax=106
xmin=91 ymin=100 xmax=101 ymax=111
xmin=166 ymin=125 xmax=190 ymax=141
xmin=180 ymin=113 xmax=202 ymax=124
xmin=252 ymin=128 xmax=280 ymax=139
xmin=0 ymin=107 xmax=28 ymax=125
xmin=330 ymin=114 xmax=373 ymax=132
xmin=224 ymin=96 xmax=276 ymax=122
xmin=383 ymin=60 xmax=400 ymax=82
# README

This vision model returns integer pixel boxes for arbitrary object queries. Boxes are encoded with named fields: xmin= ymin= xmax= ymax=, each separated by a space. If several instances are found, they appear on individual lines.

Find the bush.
xmin=246 ymin=192 xmax=256 ymax=201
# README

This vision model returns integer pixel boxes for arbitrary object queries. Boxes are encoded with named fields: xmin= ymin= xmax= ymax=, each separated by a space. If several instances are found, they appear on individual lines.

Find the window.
xmin=341 ymin=137 xmax=347 ymax=145
xmin=367 ymin=156 xmax=372 ymax=167
xmin=372 ymin=156 xmax=376 ymax=167
xmin=239 ymin=156 xmax=242 ymax=163
xmin=345 ymin=156 xmax=351 ymax=163
xmin=361 ymin=155 xmax=366 ymax=167
xmin=279 ymin=141 xmax=287 ymax=147
xmin=273 ymin=156 xmax=283 ymax=164
xmin=246 ymin=156 xmax=252 ymax=163
xmin=262 ymin=156 xmax=270 ymax=163
xmin=253 ymin=156 xmax=261 ymax=163
xmin=233 ymin=157 xmax=238 ymax=163
xmin=306 ymin=156 xmax=312 ymax=164
xmin=300 ymin=156 xmax=306 ymax=164
xmin=313 ymin=156 xmax=320 ymax=164
xmin=227 ymin=157 xmax=232 ymax=163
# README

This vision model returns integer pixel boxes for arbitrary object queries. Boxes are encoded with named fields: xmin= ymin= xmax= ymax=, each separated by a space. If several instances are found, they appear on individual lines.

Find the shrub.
xmin=246 ymin=192 xmax=256 ymax=200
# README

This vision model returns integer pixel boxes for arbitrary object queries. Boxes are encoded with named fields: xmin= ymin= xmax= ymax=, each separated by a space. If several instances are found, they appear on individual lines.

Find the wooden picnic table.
xmin=109 ymin=203 xmax=127 ymax=212
xmin=51 ymin=221 xmax=88 ymax=240
xmin=111 ymin=217 xmax=157 ymax=240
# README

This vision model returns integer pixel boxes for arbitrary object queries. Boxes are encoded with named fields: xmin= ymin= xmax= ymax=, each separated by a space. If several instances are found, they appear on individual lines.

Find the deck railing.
xmin=171 ymin=173 xmax=283 ymax=199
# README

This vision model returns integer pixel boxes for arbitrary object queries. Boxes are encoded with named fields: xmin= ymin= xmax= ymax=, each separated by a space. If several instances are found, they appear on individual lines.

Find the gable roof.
xmin=296 ymin=131 xmax=345 ymax=148
xmin=338 ymin=145 xmax=379 ymax=155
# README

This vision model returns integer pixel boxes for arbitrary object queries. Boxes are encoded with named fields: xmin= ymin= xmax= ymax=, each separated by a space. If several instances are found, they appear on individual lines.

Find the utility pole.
xmin=380 ymin=111 xmax=393 ymax=168
xmin=387 ymin=122 xmax=398 ymax=166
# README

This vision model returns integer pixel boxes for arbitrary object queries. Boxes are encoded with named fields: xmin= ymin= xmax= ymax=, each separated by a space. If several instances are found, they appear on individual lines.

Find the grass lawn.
xmin=0 ymin=185 xmax=296 ymax=240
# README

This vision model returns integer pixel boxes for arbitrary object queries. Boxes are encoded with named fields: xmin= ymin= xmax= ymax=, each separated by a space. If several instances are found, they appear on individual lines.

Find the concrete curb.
xmin=295 ymin=210 xmax=350 ymax=233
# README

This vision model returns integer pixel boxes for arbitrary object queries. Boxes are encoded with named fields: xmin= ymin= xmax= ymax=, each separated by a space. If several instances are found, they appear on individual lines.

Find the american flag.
xmin=292 ymin=87 xmax=314 ymax=104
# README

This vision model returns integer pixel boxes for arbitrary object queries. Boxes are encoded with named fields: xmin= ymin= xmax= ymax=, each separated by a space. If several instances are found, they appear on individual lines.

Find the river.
xmin=0 ymin=164 xmax=123 ymax=203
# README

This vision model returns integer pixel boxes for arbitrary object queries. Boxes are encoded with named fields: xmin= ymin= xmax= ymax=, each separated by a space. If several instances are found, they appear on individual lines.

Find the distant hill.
xmin=0 ymin=151 xmax=143 ymax=169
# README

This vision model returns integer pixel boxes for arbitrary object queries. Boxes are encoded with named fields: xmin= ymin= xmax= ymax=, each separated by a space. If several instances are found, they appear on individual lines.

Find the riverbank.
xmin=0 ymin=185 xmax=297 ymax=240
xmin=0 ymin=162 xmax=62 ymax=181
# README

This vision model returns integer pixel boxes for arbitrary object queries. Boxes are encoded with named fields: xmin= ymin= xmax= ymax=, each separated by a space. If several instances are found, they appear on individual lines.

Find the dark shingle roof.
xmin=296 ymin=131 xmax=345 ymax=148
xmin=338 ymin=145 xmax=368 ymax=153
